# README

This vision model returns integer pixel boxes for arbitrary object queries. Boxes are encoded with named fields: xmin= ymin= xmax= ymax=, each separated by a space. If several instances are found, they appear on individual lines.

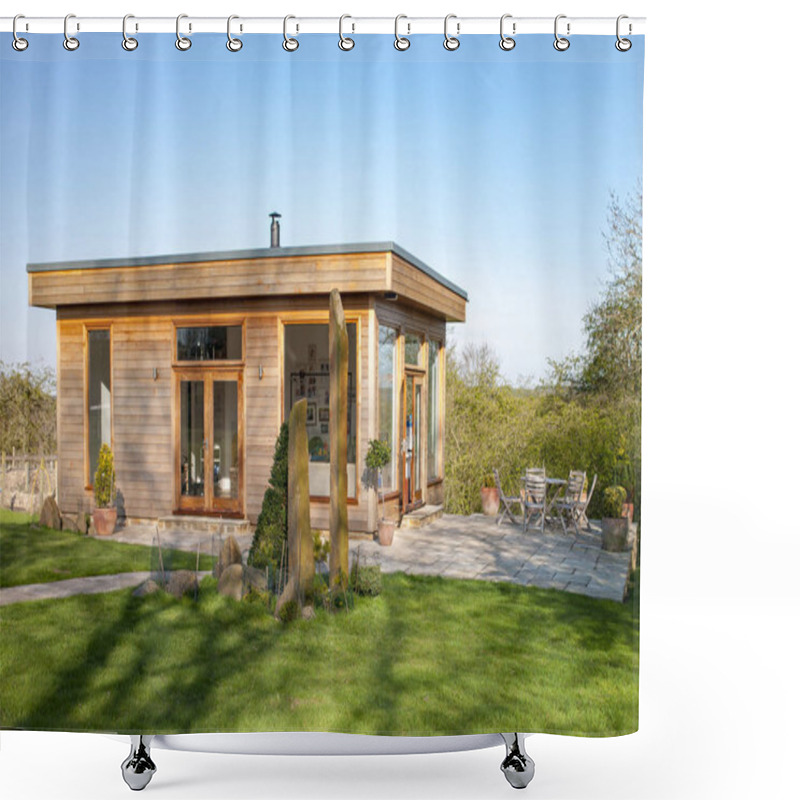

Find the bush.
xmin=278 ymin=599 xmax=299 ymax=623
xmin=93 ymin=444 xmax=115 ymax=508
xmin=249 ymin=423 xmax=289 ymax=582
xmin=602 ymin=486 xmax=627 ymax=519
xmin=350 ymin=564 xmax=383 ymax=597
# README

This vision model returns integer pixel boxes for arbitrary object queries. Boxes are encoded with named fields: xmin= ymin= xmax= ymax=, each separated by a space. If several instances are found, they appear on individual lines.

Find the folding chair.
xmin=522 ymin=471 xmax=547 ymax=535
xmin=553 ymin=470 xmax=586 ymax=535
xmin=493 ymin=468 xmax=522 ymax=526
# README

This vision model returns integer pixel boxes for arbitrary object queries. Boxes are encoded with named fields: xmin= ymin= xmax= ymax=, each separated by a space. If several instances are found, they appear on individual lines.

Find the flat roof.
xmin=26 ymin=241 xmax=469 ymax=302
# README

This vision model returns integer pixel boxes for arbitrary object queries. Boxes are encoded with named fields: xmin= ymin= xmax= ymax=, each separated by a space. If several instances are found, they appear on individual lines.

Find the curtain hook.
xmin=443 ymin=14 xmax=460 ymax=51
xmin=615 ymin=14 xmax=632 ymax=51
xmin=339 ymin=14 xmax=355 ymax=51
xmin=227 ymin=15 xmax=243 ymax=51
xmin=283 ymin=15 xmax=299 ymax=51
xmin=12 ymin=15 xmax=29 ymax=51
xmin=394 ymin=14 xmax=410 ymax=51
xmin=63 ymin=13 xmax=80 ymax=51
xmin=176 ymin=14 xmax=192 ymax=51
xmin=553 ymin=14 xmax=570 ymax=51
xmin=122 ymin=14 xmax=138 ymax=51
xmin=499 ymin=13 xmax=516 ymax=51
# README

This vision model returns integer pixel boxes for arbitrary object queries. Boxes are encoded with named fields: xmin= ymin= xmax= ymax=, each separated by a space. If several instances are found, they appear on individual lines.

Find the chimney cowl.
xmin=269 ymin=212 xmax=281 ymax=248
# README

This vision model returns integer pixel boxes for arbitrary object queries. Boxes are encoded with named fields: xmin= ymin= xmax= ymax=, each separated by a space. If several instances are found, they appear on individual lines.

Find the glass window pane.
xmin=177 ymin=326 xmax=242 ymax=361
xmin=87 ymin=329 xmax=111 ymax=482
xmin=283 ymin=322 xmax=357 ymax=498
xmin=213 ymin=381 xmax=239 ymax=499
xmin=428 ymin=342 xmax=441 ymax=480
xmin=404 ymin=334 xmax=422 ymax=366
xmin=378 ymin=326 xmax=397 ymax=491
xmin=180 ymin=381 xmax=204 ymax=497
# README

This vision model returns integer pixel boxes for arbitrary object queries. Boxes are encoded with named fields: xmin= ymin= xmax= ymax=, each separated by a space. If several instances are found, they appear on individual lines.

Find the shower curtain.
xmin=0 ymin=22 xmax=644 ymax=742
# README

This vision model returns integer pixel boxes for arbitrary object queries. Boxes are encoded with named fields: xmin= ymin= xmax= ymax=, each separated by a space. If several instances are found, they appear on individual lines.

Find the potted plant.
xmin=92 ymin=443 xmax=117 ymax=536
xmin=480 ymin=473 xmax=500 ymax=516
xmin=613 ymin=449 xmax=636 ymax=525
xmin=366 ymin=439 xmax=395 ymax=546
xmin=601 ymin=485 xmax=628 ymax=552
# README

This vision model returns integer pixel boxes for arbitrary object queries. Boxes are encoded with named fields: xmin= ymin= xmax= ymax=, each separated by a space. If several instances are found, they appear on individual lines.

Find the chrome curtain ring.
xmin=394 ymin=14 xmax=410 ymax=51
xmin=176 ymin=14 xmax=192 ymax=51
xmin=615 ymin=15 xmax=632 ymax=51
xmin=339 ymin=14 xmax=355 ymax=51
xmin=443 ymin=14 xmax=460 ymax=51
xmin=227 ymin=15 xmax=243 ymax=51
xmin=12 ymin=14 xmax=29 ymax=51
xmin=122 ymin=14 xmax=138 ymax=51
xmin=283 ymin=15 xmax=299 ymax=51
xmin=499 ymin=14 xmax=515 ymax=51
xmin=554 ymin=14 xmax=570 ymax=51
xmin=63 ymin=13 xmax=80 ymax=51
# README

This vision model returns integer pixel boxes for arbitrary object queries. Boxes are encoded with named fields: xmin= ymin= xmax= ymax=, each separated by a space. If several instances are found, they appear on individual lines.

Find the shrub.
xmin=350 ymin=564 xmax=383 ymax=597
xmin=278 ymin=599 xmax=299 ymax=623
xmin=93 ymin=444 xmax=115 ymax=508
xmin=602 ymin=486 xmax=627 ymax=519
xmin=365 ymin=439 xmax=391 ymax=472
xmin=312 ymin=530 xmax=330 ymax=566
xmin=249 ymin=423 xmax=289 ymax=582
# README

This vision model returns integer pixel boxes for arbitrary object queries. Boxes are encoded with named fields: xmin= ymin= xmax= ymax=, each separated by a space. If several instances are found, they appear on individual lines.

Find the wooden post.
xmin=328 ymin=289 xmax=349 ymax=589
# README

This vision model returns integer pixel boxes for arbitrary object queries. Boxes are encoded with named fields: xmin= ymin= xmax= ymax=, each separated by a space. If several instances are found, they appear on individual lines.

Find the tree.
xmin=0 ymin=362 xmax=57 ymax=454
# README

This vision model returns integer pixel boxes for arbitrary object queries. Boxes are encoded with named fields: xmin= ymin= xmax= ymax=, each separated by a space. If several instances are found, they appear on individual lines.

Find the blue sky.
xmin=0 ymin=33 xmax=643 ymax=381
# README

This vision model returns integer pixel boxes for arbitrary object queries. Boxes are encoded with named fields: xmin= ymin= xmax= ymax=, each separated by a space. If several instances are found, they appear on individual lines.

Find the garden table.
xmin=519 ymin=475 xmax=567 ymax=527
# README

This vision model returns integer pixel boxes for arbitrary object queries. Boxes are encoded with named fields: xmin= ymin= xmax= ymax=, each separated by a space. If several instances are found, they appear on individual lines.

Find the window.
xmin=404 ymin=333 xmax=423 ymax=366
xmin=87 ymin=329 xmax=111 ymax=483
xmin=283 ymin=322 xmax=357 ymax=499
xmin=378 ymin=326 xmax=398 ymax=491
xmin=176 ymin=325 xmax=242 ymax=361
xmin=428 ymin=341 xmax=442 ymax=480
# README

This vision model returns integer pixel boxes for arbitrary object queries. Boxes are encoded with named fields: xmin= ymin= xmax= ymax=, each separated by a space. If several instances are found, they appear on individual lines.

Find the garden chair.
xmin=574 ymin=473 xmax=598 ymax=531
xmin=493 ymin=468 xmax=522 ymax=526
xmin=553 ymin=470 xmax=586 ymax=535
xmin=522 ymin=471 xmax=547 ymax=535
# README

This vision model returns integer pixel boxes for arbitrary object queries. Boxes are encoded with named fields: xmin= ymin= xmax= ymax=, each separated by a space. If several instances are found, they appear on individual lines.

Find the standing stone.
xmin=218 ymin=564 xmax=245 ymax=601
xmin=215 ymin=535 xmax=242 ymax=577
xmin=39 ymin=495 xmax=62 ymax=530
xmin=328 ymin=289 xmax=349 ymax=589
xmin=166 ymin=570 xmax=198 ymax=599
xmin=276 ymin=398 xmax=315 ymax=615
xmin=243 ymin=565 xmax=268 ymax=594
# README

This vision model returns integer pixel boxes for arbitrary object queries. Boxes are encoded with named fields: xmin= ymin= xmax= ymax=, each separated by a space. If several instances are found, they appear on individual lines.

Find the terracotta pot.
xmin=601 ymin=517 xmax=628 ymax=552
xmin=480 ymin=486 xmax=500 ymax=516
xmin=93 ymin=507 xmax=118 ymax=536
xmin=377 ymin=519 xmax=395 ymax=547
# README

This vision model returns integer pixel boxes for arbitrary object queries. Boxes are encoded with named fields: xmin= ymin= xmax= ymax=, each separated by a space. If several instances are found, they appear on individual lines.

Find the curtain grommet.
xmin=499 ymin=14 xmax=516 ymax=51
xmin=444 ymin=14 xmax=460 ymax=51
xmin=615 ymin=15 xmax=632 ymax=51
xmin=12 ymin=15 xmax=29 ymax=51
xmin=121 ymin=14 xmax=138 ymax=51
xmin=176 ymin=14 xmax=192 ymax=51
xmin=394 ymin=15 xmax=410 ymax=51
xmin=226 ymin=15 xmax=243 ymax=51
xmin=554 ymin=14 xmax=570 ymax=51
xmin=283 ymin=15 xmax=299 ymax=52
xmin=63 ymin=14 xmax=80 ymax=51
xmin=339 ymin=15 xmax=355 ymax=51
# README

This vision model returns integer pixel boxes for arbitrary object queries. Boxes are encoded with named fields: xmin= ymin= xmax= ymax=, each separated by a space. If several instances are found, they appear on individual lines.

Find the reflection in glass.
xmin=88 ymin=330 xmax=111 ymax=481
xmin=428 ymin=342 xmax=441 ymax=480
xmin=378 ymin=326 xmax=397 ymax=491
xmin=213 ymin=381 xmax=239 ymax=499
xmin=414 ymin=382 xmax=422 ymax=494
xmin=404 ymin=334 xmax=422 ymax=366
xmin=177 ymin=326 xmax=242 ymax=361
xmin=180 ymin=381 xmax=204 ymax=497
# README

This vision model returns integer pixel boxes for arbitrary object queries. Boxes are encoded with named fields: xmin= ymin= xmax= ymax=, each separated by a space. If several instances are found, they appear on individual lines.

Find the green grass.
xmin=0 ymin=572 xmax=639 ymax=737
xmin=0 ymin=509 xmax=215 ymax=588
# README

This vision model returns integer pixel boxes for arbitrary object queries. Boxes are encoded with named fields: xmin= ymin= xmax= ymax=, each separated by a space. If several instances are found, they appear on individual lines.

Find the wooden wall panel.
xmin=56 ymin=321 xmax=86 ymax=515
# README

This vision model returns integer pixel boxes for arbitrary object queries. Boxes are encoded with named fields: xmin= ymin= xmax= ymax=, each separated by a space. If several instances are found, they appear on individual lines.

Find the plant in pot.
xmin=601 ymin=485 xmax=628 ymax=552
xmin=480 ymin=473 xmax=500 ymax=516
xmin=612 ymin=450 xmax=636 ymax=525
xmin=366 ymin=439 xmax=395 ymax=546
xmin=92 ymin=443 xmax=117 ymax=536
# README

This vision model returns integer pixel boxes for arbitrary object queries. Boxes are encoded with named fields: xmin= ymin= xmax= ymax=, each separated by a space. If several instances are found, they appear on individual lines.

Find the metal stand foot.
xmin=500 ymin=733 xmax=535 ymax=789
xmin=121 ymin=735 xmax=156 ymax=791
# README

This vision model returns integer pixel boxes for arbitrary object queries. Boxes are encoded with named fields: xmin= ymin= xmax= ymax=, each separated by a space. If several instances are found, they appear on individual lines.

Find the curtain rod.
xmin=1 ymin=16 xmax=645 ymax=36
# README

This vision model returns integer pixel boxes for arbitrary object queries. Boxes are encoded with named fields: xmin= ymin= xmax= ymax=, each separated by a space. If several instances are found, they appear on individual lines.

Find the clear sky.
xmin=0 ymin=32 xmax=643 ymax=381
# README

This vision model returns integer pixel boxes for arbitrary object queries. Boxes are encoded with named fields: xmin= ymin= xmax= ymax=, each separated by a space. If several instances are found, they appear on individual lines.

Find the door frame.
xmin=402 ymin=368 xmax=426 ymax=512
xmin=174 ymin=367 xmax=244 ymax=517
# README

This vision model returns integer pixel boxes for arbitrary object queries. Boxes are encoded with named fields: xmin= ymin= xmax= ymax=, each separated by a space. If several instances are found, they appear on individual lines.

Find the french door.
xmin=175 ymin=369 xmax=243 ymax=515
xmin=402 ymin=371 xmax=425 ymax=511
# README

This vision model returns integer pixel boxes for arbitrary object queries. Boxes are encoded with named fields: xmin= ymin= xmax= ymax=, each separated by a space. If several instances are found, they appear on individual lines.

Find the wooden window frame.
xmin=83 ymin=324 xmax=113 ymax=491
xmin=172 ymin=318 xmax=246 ymax=367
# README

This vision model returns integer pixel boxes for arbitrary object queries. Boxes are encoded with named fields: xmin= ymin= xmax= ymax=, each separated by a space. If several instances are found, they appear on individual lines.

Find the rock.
xmin=166 ymin=570 xmax=198 ymax=599
xmin=39 ymin=495 xmax=62 ymax=530
xmin=218 ymin=563 xmax=244 ymax=601
xmin=301 ymin=605 xmax=316 ymax=621
xmin=133 ymin=579 xmax=161 ymax=598
xmin=243 ymin=565 xmax=268 ymax=593
xmin=217 ymin=536 xmax=242 ymax=578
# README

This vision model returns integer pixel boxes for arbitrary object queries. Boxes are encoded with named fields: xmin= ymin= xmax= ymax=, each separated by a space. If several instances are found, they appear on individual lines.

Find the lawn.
xmin=0 ymin=571 xmax=639 ymax=737
xmin=0 ymin=509 xmax=215 ymax=588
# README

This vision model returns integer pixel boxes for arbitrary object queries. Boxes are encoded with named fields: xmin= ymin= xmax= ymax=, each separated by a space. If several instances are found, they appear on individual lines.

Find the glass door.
xmin=403 ymin=372 xmax=425 ymax=511
xmin=177 ymin=370 xmax=242 ymax=515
